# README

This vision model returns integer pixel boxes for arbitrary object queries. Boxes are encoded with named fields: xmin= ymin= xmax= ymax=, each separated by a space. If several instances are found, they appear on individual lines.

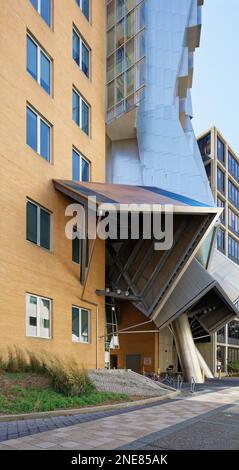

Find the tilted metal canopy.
xmin=54 ymin=180 xmax=221 ymax=319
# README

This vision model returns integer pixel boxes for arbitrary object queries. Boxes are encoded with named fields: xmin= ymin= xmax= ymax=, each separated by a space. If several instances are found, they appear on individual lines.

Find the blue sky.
xmin=192 ymin=0 xmax=239 ymax=153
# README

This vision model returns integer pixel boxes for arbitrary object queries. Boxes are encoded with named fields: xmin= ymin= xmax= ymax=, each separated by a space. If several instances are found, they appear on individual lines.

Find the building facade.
xmin=197 ymin=127 xmax=239 ymax=374
xmin=1 ymin=1 xmax=237 ymax=382
xmin=0 ymin=0 xmax=106 ymax=368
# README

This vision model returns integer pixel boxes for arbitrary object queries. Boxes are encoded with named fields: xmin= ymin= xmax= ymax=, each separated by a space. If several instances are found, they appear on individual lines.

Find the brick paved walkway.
xmin=0 ymin=386 xmax=238 ymax=450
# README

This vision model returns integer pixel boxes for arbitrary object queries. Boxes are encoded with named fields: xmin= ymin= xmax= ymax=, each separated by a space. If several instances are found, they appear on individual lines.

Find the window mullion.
xmin=79 ymin=96 xmax=82 ymax=129
xmin=37 ymin=46 xmax=41 ymax=85
xmin=37 ymin=206 xmax=41 ymax=246
xmin=38 ymin=0 xmax=41 ymax=15
xmin=37 ymin=115 xmax=41 ymax=154
xmin=36 ymin=296 xmax=40 ymax=337
xmin=80 ymin=155 xmax=82 ymax=181
xmin=80 ymin=37 xmax=82 ymax=71
xmin=79 ymin=308 xmax=82 ymax=342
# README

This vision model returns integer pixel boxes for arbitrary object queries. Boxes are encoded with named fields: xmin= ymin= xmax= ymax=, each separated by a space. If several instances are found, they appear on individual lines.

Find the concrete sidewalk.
xmin=0 ymin=386 xmax=239 ymax=450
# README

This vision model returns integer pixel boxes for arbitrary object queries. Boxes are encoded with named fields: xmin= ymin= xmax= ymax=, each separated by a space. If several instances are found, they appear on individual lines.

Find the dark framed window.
xmin=217 ymin=137 xmax=225 ymax=163
xmin=228 ymin=347 xmax=239 ymax=362
xmin=26 ymin=106 xmax=51 ymax=161
xmin=217 ymin=228 xmax=225 ymax=253
xmin=76 ymin=0 xmax=90 ymax=21
xmin=73 ymin=28 xmax=90 ymax=78
xmin=27 ymin=34 xmax=51 ymax=94
xmin=228 ymin=152 xmax=239 ymax=184
xmin=26 ymin=200 xmax=51 ymax=250
xmin=198 ymin=133 xmax=211 ymax=158
xmin=228 ymin=208 xmax=239 ymax=236
xmin=228 ymin=181 xmax=239 ymax=209
xmin=72 ymin=88 xmax=90 ymax=135
xmin=217 ymin=168 xmax=225 ymax=194
xmin=217 ymin=327 xmax=226 ymax=344
xmin=228 ymin=321 xmax=239 ymax=346
xmin=228 ymin=235 xmax=239 ymax=265
xmin=72 ymin=149 xmax=90 ymax=182
xmin=217 ymin=197 xmax=225 ymax=225
xmin=72 ymin=226 xmax=80 ymax=264
xmin=30 ymin=0 xmax=51 ymax=27
xmin=72 ymin=306 xmax=90 ymax=343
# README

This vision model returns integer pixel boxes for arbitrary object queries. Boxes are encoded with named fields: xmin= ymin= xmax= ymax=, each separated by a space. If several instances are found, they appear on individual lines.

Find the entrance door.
xmin=110 ymin=354 xmax=118 ymax=369
xmin=126 ymin=354 xmax=141 ymax=373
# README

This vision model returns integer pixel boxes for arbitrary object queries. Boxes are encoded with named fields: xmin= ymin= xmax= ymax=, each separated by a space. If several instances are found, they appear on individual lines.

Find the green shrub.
xmin=0 ymin=348 xmax=93 ymax=397
xmin=45 ymin=356 xmax=93 ymax=396
xmin=228 ymin=361 xmax=239 ymax=373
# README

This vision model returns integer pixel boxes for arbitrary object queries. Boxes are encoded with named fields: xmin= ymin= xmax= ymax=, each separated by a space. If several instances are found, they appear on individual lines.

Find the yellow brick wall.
xmin=0 ymin=0 xmax=106 ymax=368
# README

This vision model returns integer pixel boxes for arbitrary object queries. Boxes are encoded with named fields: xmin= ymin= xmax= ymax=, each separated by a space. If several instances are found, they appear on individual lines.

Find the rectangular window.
xmin=72 ymin=226 xmax=80 ymax=264
xmin=217 ymin=228 xmax=225 ymax=253
xmin=229 ymin=152 xmax=239 ymax=184
xmin=228 ymin=208 xmax=239 ymax=236
xmin=217 ymin=168 xmax=225 ymax=194
xmin=228 ymin=235 xmax=239 ymax=265
xmin=228 ymin=181 xmax=239 ymax=209
xmin=73 ymin=28 xmax=90 ymax=78
xmin=217 ymin=197 xmax=225 ymax=225
xmin=26 ymin=200 xmax=51 ymax=250
xmin=27 ymin=34 xmax=51 ymax=94
xmin=76 ymin=0 xmax=90 ymax=21
xmin=72 ymin=89 xmax=90 ymax=135
xmin=26 ymin=293 xmax=51 ymax=339
xmin=217 ymin=137 xmax=225 ymax=163
xmin=198 ymin=133 xmax=211 ymax=158
xmin=72 ymin=306 xmax=90 ymax=343
xmin=26 ymin=106 xmax=51 ymax=161
xmin=72 ymin=148 xmax=90 ymax=182
xmin=30 ymin=0 xmax=51 ymax=27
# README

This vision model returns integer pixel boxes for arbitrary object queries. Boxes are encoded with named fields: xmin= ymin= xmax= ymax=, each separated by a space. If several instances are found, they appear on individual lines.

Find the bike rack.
xmin=177 ymin=374 xmax=183 ymax=391
xmin=190 ymin=377 xmax=196 ymax=393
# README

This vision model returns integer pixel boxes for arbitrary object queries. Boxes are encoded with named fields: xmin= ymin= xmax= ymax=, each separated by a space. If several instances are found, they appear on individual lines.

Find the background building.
xmin=197 ymin=127 xmax=239 ymax=374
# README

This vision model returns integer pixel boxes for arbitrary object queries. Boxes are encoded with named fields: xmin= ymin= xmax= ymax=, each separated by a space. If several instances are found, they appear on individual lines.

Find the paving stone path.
xmin=0 ymin=383 xmax=239 ymax=450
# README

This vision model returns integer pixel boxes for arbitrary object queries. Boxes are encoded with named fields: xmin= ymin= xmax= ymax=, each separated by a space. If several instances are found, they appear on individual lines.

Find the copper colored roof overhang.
xmin=54 ymin=180 xmax=221 ymax=316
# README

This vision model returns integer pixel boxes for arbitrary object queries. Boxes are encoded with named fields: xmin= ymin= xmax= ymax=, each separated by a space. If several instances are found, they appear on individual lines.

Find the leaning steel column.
xmin=172 ymin=314 xmax=203 ymax=383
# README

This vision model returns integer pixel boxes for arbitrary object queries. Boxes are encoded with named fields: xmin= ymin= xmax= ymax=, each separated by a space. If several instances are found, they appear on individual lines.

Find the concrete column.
xmin=172 ymin=313 xmax=203 ymax=383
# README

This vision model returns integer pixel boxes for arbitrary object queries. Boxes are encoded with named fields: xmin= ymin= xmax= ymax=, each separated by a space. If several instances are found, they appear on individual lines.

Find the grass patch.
xmin=0 ymin=379 xmax=128 ymax=415
xmin=0 ymin=350 xmax=130 ymax=415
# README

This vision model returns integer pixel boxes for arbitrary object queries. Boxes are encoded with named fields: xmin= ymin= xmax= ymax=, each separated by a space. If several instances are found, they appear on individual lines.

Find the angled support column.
xmin=172 ymin=313 xmax=203 ymax=383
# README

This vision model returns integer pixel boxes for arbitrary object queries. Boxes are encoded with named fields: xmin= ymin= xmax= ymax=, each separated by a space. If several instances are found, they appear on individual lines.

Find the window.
xmin=26 ymin=200 xmax=51 ymax=250
xmin=72 ymin=226 xmax=80 ymax=264
xmin=228 ymin=208 xmax=239 ymax=236
xmin=72 ymin=29 xmax=90 ymax=78
xmin=216 ymin=345 xmax=226 ymax=372
xmin=198 ymin=133 xmax=211 ymax=158
xmin=26 ymin=293 xmax=51 ymax=339
xmin=217 ymin=327 xmax=226 ymax=344
xmin=30 ymin=0 xmax=51 ymax=27
xmin=228 ymin=152 xmax=239 ymax=184
xmin=72 ymin=306 xmax=90 ymax=343
xmin=228 ymin=321 xmax=239 ymax=346
xmin=217 ymin=168 xmax=225 ymax=194
xmin=72 ymin=89 xmax=90 ymax=135
xmin=228 ymin=180 xmax=239 ymax=209
xmin=76 ymin=0 xmax=90 ymax=21
xmin=217 ymin=137 xmax=225 ymax=163
xmin=217 ymin=197 xmax=225 ymax=225
xmin=228 ymin=347 xmax=239 ymax=363
xmin=217 ymin=228 xmax=225 ymax=253
xmin=72 ymin=149 xmax=90 ymax=182
xmin=228 ymin=235 xmax=239 ymax=265
xmin=106 ymin=0 xmax=146 ymax=122
xmin=27 ymin=35 xmax=51 ymax=95
xmin=27 ymin=106 xmax=51 ymax=161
